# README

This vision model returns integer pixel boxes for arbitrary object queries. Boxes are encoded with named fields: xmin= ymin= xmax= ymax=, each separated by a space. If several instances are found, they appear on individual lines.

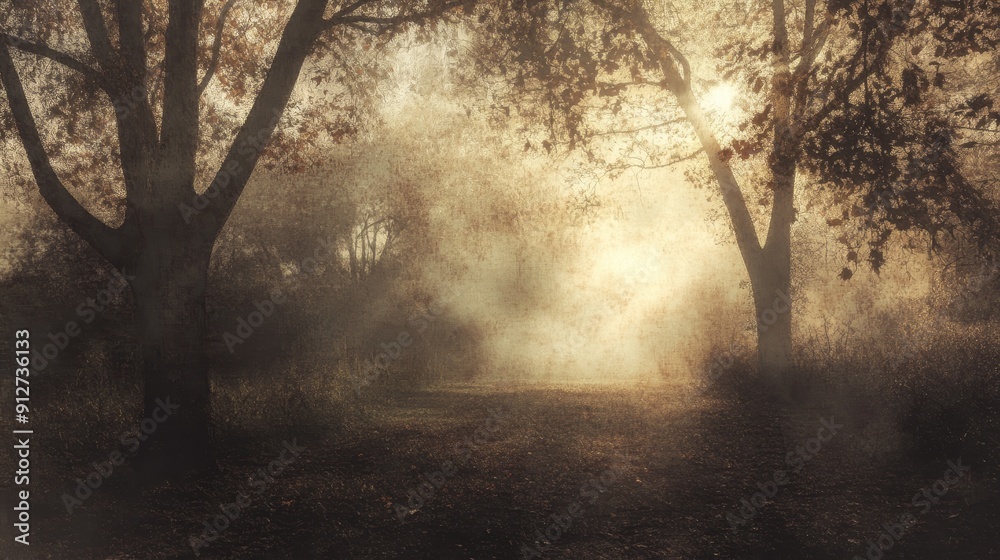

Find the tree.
xmin=0 ymin=0 xmax=468 ymax=480
xmin=469 ymin=0 xmax=998 ymax=382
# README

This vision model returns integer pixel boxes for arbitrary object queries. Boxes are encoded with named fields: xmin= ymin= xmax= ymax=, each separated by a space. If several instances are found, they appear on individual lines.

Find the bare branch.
xmin=622 ymin=148 xmax=703 ymax=170
xmin=199 ymin=0 xmax=331 ymax=235
xmin=198 ymin=0 xmax=239 ymax=96
xmin=0 ymin=42 xmax=125 ymax=266
xmin=345 ymin=21 xmax=377 ymax=35
xmin=160 ymin=0 xmax=206 ymax=191
xmin=587 ymin=117 xmax=686 ymax=138
xmin=77 ymin=0 xmax=120 ymax=71
xmin=326 ymin=0 xmax=468 ymax=34
xmin=115 ymin=0 xmax=147 ymax=75
xmin=0 ymin=33 xmax=99 ymax=79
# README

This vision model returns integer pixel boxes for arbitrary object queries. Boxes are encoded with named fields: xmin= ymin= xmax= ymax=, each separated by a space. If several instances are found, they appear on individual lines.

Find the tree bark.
xmin=754 ymin=116 xmax=797 ymax=382
xmin=1 ymin=0 xmax=478 ymax=483
xmin=669 ymin=86 xmax=795 ymax=381
xmin=128 ymin=229 xmax=215 ymax=480
xmin=749 ymin=239 xmax=792 ymax=381
xmin=758 ymin=0 xmax=797 ymax=383
xmin=621 ymin=3 xmax=798 ymax=383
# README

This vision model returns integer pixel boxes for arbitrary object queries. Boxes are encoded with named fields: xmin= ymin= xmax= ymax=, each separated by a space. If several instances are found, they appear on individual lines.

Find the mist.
xmin=2 ymin=1 xmax=999 ymax=559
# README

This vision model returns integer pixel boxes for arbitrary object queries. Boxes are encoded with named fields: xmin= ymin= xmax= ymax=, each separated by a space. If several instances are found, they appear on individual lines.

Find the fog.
xmin=3 ymin=1 xmax=999 ymax=558
xmin=280 ymin=37 xmax=951 ymax=389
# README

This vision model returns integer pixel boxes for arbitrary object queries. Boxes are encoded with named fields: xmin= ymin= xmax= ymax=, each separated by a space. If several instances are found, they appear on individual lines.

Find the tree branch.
xmin=0 ymin=43 xmax=125 ymax=266
xmin=77 ymin=0 xmax=120 ymax=71
xmin=326 ymin=0 xmax=468 ymax=34
xmin=587 ymin=117 xmax=686 ymax=137
xmin=794 ymin=10 xmax=832 ymax=78
xmin=803 ymin=0 xmax=815 ymax=48
xmin=198 ymin=0 xmax=331 ymax=236
xmin=160 ymin=0 xmax=206 ymax=192
xmin=618 ymin=148 xmax=703 ymax=170
xmin=956 ymin=125 xmax=1000 ymax=134
xmin=198 ymin=0 xmax=239 ymax=96
xmin=0 ymin=33 xmax=99 ymax=79
xmin=590 ymin=0 xmax=762 ymax=260
xmin=328 ymin=0 xmax=376 ymax=20
xmin=590 ymin=0 xmax=689 ymax=89
xmin=796 ymin=0 xmax=916 ymax=138
xmin=115 ymin=0 xmax=147 ymax=75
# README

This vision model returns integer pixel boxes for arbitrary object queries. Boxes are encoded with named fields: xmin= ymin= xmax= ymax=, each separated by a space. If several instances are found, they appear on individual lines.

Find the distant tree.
xmin=468 ymin=0 xmax=999 ymax=382
xmin=0 ymin=0 xmax=469 ymax=479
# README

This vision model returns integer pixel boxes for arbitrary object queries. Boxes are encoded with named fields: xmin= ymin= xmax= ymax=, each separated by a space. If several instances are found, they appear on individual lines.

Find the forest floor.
xmin=8 ymin=382 xmax=1000 ymax=559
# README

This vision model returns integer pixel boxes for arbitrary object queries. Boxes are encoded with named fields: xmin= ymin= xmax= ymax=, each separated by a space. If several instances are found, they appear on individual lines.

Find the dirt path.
xmin=11 ymin=384 xmax=998 ymax=559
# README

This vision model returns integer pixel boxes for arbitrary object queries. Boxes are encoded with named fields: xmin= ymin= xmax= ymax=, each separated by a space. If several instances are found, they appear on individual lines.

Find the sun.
xmin=705 ymin=83 xmax=737 ymax=113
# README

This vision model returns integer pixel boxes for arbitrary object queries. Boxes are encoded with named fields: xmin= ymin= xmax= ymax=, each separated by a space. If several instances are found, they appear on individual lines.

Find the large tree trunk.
xmin=1 ymin=0 xmax=333 ymax=484
xmin=748 ymin=244 xmax=792 ymax=381
xmin=669 ymin=86 xmax=795 ymax=381
xmin=128 ymin=230 xmax=215 ymax=480
xmin=624 ymin=1 xmax=809 ymax=386
xmin=753 ymin=0 xmax=797 ymax=385
xmin=749 ymin=124 xmax=796 ymax=383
